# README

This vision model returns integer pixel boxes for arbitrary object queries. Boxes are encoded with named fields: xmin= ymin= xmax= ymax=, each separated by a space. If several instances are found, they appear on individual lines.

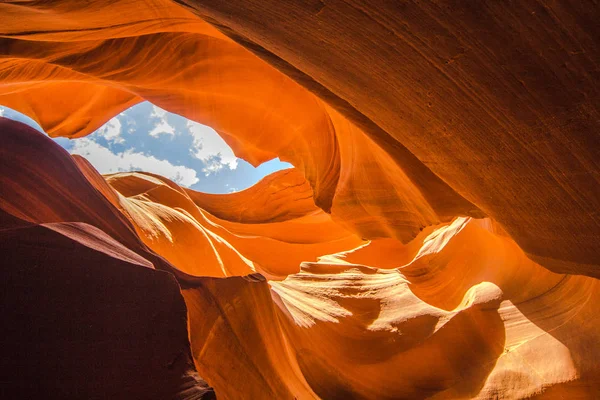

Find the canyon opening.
xmin=1 ymin=1 xmax=599 ymax=399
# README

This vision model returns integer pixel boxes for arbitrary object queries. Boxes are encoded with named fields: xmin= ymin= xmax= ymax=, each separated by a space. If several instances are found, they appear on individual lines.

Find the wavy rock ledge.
xmin=1 ymin=1 xmax=599 ymax=399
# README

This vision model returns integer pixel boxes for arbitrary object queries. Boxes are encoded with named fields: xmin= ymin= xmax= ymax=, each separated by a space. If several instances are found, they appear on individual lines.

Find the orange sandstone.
xmin=0 ymin=1 xmax=599 ymax=399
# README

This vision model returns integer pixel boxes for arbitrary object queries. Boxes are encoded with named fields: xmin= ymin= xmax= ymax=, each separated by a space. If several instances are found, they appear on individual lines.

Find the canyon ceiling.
xmin=0 ymin=1 xmax=598 ymax=399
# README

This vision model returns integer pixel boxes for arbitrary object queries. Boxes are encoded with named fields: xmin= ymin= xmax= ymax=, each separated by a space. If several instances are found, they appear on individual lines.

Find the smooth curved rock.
xmin=0 ymin=217 xmax=215 ymax=399
xmin=1 ymin=1 xmax=599 ymax=399
xmin=185 ymin=217 xmax=599 ymax=399
xmin=0 ymin=118 xmax=214 ymax=398
xmin=102 ymin=169 xmax=363 ymax=280
xmin=0 ymin=0 xmax=483 ymax=249
xmin=181 ymin=0 xmax=600 ymax=275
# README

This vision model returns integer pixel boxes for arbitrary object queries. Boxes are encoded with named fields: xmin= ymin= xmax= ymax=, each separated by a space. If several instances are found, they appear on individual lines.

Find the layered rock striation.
xmin=1 ymin=1 xmax=599 ymax=398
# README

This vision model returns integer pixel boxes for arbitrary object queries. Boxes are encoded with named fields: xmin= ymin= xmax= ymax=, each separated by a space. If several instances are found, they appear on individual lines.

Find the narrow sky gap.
xmin=0 ymin=102 xmax=292 ymax=193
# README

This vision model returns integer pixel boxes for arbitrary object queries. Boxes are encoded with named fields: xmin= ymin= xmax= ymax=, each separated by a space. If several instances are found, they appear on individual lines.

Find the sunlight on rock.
xmin=0 ymin=1 xmax=598 ymax=399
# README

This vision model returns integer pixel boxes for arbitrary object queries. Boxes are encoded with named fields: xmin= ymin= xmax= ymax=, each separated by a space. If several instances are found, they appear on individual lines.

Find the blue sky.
xmin=0 ymin=102 xmax=291 ymax=193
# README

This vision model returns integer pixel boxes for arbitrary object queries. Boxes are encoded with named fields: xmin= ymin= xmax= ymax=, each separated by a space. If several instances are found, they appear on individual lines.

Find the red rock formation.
xmin=104 ymin=169 xmax=363 ymax=279
xmin=184 ymin=217 xmax=599 ymax=399
xmin=181 ymin=0 xmax=600 ymax=276
xmin=1 ymin=1 xmax=599 ymax=399
xmin=0 ymin=118 xmax=215 ymax=399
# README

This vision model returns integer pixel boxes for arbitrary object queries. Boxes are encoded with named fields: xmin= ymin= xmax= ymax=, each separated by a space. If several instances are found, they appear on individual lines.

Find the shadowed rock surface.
xmin=1 ymin=1 xmax=599 ymax=399
xmin=0 ymin=119 xmax=215 ymax=399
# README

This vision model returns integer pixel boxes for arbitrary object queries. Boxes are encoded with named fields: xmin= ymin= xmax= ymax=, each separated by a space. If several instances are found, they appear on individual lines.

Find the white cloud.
xmin=0 ymin=106 xmax=4 ymax=117
xmin=149 ymin=105 xmax=175 ymax=137
xmin=151 ymin=105 xmax=167 ymax=119
xmin=186 ymin=120 xmax=238 ymax=175
xmin=70 ymin=138 xmax=199 ymax=187
xmin=96 ymin=116 xmax=123 ymax=143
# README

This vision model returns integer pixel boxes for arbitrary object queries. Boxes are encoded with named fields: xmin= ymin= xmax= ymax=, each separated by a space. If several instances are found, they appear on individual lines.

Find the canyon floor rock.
xmin=0 ymin=1 xmax=598 ymax=398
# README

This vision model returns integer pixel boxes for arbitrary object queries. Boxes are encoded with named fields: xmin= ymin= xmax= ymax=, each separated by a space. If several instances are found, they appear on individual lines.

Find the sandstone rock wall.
xmin=1 ymin=1 xmax=598 ymax=398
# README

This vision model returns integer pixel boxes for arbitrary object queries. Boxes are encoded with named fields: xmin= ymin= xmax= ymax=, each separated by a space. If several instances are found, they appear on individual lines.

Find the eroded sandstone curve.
xmin=1 ymin=1 xmax=599 ymax=399
xmin=0 ymin=0 xmax=485 ymax=250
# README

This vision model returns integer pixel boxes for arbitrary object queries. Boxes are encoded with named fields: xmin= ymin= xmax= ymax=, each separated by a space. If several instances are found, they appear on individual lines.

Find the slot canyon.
xmin=0 ymin=1 xmax=599 ymax=399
